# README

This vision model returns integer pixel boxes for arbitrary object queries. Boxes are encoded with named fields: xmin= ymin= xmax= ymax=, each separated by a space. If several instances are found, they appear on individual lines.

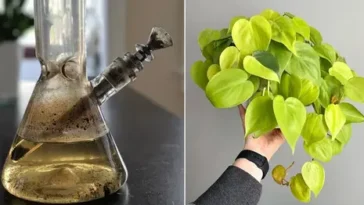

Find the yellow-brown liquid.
xmin=1 ymin=133 xmax=127 ymax=204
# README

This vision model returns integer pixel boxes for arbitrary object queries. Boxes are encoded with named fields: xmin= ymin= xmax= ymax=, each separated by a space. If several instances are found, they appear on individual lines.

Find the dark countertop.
xmin=0 ymin=87 xmax=184 ymax=205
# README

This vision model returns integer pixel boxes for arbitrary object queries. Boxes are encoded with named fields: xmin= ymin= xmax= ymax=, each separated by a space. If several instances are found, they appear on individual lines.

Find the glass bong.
xmin=1 ymin=0 xmax=173 ymax=203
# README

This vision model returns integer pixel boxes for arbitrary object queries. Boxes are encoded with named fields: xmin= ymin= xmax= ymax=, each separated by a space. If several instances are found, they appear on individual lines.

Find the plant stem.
xmin=286 ymin=161 xmax=295 ymax=171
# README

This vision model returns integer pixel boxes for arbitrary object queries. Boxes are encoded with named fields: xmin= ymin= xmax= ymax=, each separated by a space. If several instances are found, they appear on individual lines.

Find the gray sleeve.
xmin=192 ymin=166 xmax=262 ymax=205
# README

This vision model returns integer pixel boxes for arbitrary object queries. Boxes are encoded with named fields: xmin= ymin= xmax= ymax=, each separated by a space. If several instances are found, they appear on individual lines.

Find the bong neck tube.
xmin=34 ymin=0 xmax=86 ymax=70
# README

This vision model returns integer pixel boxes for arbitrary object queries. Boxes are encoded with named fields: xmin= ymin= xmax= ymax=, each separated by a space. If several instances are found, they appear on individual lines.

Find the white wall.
xmin=186 ymin=0 xmax=364 ymax=204
xmin=107 ymin=0 xmax=184 ymax=118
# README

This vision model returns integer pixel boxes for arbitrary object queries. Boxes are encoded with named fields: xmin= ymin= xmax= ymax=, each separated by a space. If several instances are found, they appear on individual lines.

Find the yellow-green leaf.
xmin=243 ymin=55 xmax=280 ymax=82
xmin=190 ymin=60 xmax=211 ymax=90
xmin=228 ymin=16 xmax=247 ymax=33
xmin=290 ymin=173 xmax=311 ymax=203
xmin=314 ymin=43 xmax=337 ymax=64
xmin=331 ymin=139 xmax=344 ymax=156
xmin=302 ymin=113 xmax=327 ymax=144
xmin=279 ymin=72 xmax=302 ymax=98
xmin=206 ymin=69 xmax=254 ymax=108
xmin=207 ymin=64 xmax=221 ymax=80
xmin=232 ymin=16 xmax=272 ymax=56
xmin=339 ymin=102 xmax=364 ymax=123
xmin=310 ymin=26 xmax=322 ymax=45
xmin=198 ymin=29 xmax=221 ymax=49
xmin=270 ymin=16 xmax=296 ymax=52
xmin=301 ymin=161 xmax=325 ymax=197
xmin=298 ymin=79 xmax=319 ymax=105
xmin=260 ymin=9 xmax=280 ymax=20
xmin=219 ymin=46 xmax=241 ymax=69
xmin=344 ymin=77 xmax=364 ymax=103
xmin=325 ymin=104 xmax=346 ymax=140
xmin=245 ymin=96 xmax=277 ymax=137
xmin=304 ymin=138 xmax=333 ymax=162
xmin=273 ymin=95 xmax=306 ymax=153
xmin=336 ymin=124 xmax=352 ymax=145
xmin=292 ymin=17 xmax=310 ymax=40
xmin=329 ymin=62 xmax=354 ymax=85
xmin=286 ymin=42 xmax=321 ymax=85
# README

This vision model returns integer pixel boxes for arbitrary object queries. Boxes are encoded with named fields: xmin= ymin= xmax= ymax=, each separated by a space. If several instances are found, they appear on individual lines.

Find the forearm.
xmin=193 ymin=165 xmax=262 ymax=205
xmin=233 ymin=158 xmax=263 ymax=182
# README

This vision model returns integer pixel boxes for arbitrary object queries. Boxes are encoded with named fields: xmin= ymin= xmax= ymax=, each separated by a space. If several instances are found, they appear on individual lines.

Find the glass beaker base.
xmin=1 ymin=133 xmax=127 ymax=204
xmin=3 ymin=163 xmax=123 ymax=203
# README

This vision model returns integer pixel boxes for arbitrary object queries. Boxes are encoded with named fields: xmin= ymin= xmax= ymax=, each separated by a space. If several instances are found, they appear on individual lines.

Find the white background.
xmin=186 ymin=0 xmax=364 ymax=204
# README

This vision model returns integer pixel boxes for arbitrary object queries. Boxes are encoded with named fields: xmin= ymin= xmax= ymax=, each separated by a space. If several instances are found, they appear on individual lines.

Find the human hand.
xmin=237 ymin=104 xmax=285 ymax=161
xmin=233 ymin=104 xmax=286 ymax=182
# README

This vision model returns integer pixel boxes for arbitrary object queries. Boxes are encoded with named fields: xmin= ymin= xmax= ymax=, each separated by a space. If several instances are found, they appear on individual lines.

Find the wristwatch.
xmin=235 ymin=150 xmax=269 ymax=179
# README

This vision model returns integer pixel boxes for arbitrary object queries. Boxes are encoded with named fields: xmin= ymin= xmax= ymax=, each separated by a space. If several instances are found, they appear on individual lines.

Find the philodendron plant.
xmin=191 ymin=9 xmax=364 ymax=203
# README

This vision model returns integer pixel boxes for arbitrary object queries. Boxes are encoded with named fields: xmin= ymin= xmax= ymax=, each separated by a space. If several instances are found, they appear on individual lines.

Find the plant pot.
xmin=0 ymin=41 xmax=21 ymax=101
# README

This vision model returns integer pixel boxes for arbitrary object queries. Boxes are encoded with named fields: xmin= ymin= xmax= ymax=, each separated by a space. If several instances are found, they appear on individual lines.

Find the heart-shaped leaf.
xmin=273 ymin=95 xmax=306 ymax=153
xmin=228 ymin=16 xmax=247 ymax=33
xmin=302 ymin=113 xmax=327 ymax=144
xmin=299 ymin=79 xmax=319 ymax=105
xmin=313 ymin=43 xmax=337 ymax=64
xmin=245 ymin=96 xmax=277 ymax=137
xmin=310 ymin=26 xmax=322 ymax=45
xmin=207 ymin=64 xmax=221 ymax=80
xmin=232 ymin=16 xmax=272 ymax=56
xmin=339 ymin=102 xmax=364 ymax=123
xmin=304 ymin=138 xmax=333 ymax=162
xmin=329 ymin=62 xmax=354 ymax=85
xmin=331 ymin=139 xmax=344 ymax=156
xmin=243 ymin=55 xmax=280 ymax=82
xmin=268 ymin=41 xmax=293 ymax=74
xmin=270 ymin=16 xmax=296 ymax=52
xmin=336 ymin=124 xmax=352 ymax=145
xmin=302 ymin=161 xmax=325 ymax=197
xmin=190 ymin=60 xmax=211 ymax=90
xmin=198 ymin=29 xmax=221 ymax=50
xmin=325 ymin=104 xmax=346 ymax=140
xmin=292 ymin=17 xmax=310 ymax=40
xmin=344 ymin=77 xmax=364 ymax=103
xmin=290 ymin=173 xmax=311 ymax=203
xmin=286 ymin=42 xmax=321 ymax=84
xmin=260 ymin=9 xmax=281 ymax=20
xmin=279 ymin=72 xmax=302 ymax=98
xmin=206 ymin=69 xmax=254 ymax=108
xmin=220 ymin=46 xmax=241 ymax=69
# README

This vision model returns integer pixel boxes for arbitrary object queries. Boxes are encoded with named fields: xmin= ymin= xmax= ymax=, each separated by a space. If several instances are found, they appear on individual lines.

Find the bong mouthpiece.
xmin=91 ymin=27 xmax=173 ymax=104
xmin=134 ymin=27 xmax=174 ymax=63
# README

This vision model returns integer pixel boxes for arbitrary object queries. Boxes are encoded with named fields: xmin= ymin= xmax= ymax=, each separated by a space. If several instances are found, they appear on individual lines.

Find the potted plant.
xmin=0 ymin=0 xmax=33 ymax=100
xmin=190 ymin=9 xmax=364 ymax=203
